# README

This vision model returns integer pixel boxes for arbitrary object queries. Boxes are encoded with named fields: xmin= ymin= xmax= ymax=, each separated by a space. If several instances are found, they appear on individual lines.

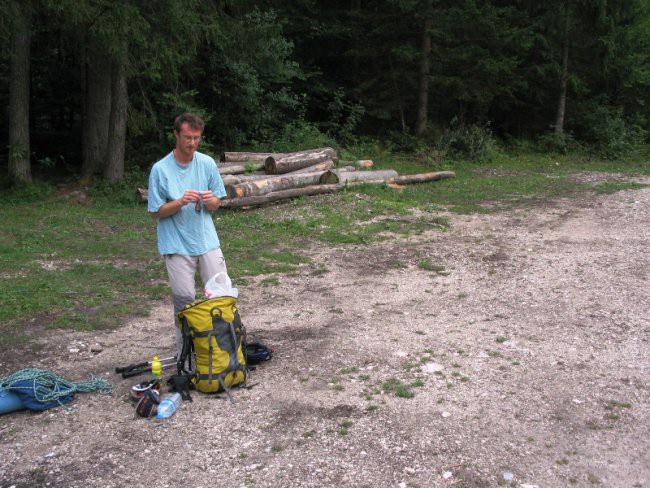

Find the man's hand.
xmin=181 ymin=189 xmax=202 ymax=205
xmin=200 ymin=190 xmax=222 ymax=212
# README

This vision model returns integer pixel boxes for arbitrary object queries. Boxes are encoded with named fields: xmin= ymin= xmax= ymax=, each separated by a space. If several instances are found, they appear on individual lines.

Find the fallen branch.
xmin=389 ymin=171 xmax=456 ymax=184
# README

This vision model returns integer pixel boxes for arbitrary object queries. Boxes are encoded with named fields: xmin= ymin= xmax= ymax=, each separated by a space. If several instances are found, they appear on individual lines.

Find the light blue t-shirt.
xmin=148 ymin=151 xmax=226 ymax=256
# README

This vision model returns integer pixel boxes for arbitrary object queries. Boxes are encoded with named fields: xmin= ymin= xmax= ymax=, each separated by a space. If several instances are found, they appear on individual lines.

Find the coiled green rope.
xmin=0 ymin=368 xmax=112 ymax=404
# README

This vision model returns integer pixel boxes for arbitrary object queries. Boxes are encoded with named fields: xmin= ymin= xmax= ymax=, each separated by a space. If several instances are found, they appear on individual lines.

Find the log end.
xmin=264 ymin=156 xmax=277 ymax=175
xmin=318 ymin=170 xmax=340 ymax=185
xmin=225 ymin=185 xmax=244 ymax=200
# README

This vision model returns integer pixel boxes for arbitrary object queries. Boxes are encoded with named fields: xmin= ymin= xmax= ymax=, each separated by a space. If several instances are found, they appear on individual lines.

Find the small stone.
xmin=68 ymin=348 xmax=79 ymax=353
xmin=90 ymin=343 xmax=103 ymax=353
xmin=503 ymin=472 xmax=514 ymax=482
xmin=403 ymin=467 xmax=415 ymax=474
xmin=441 ymin=411 xmax=451 ymax=418
xmin=442 ymin=471 xmax=453 ymax=480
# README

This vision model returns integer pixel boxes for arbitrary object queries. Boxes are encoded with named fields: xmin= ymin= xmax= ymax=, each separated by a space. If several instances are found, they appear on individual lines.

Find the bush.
xmin=438 ymin=120 xmax=496 ymax=162
xmin=260 ymin=119 xmax=338 ymax=153
xmin=536 ymin=132 xmax=581 ymax=154
xmin=571 ymin=102 xmax=645 ymax=159
xmin=88 ymin=167 xmax=150 ymax=205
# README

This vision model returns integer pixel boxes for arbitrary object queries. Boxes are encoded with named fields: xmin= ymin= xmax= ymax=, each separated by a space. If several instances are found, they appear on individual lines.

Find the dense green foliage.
xmin=0 ymin=0 xmax=649 ymax=180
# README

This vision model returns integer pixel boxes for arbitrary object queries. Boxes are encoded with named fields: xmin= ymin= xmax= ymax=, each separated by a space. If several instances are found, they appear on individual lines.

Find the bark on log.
xmin=220 ymin=152 xmax=286 ymax=163
xmin=221 ymin=184 xmax=344 ymax=208
xmin=222 ymin=172 xmax=268 ymax=186
xmin=319 ymin=169 xmax=399 ymax=185
xmin=284 ymin=159 xmax=335 ymax=174
xmin=389 ymin=171 xmax=455 ymax=184
xmin=226 ymin=171 xmax=329 ymax=199
xmin=337 ymin=159 xmax=374 ymax=169
xmin=264 ymin=147 xmax=338 ymax=175
xmin=217 ymin=161 xmax=265 ymax=175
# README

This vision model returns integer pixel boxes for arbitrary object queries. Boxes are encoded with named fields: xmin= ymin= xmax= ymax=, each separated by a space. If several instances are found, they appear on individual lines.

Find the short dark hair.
xmin=174 ymin=113 xmax=205 ymax=133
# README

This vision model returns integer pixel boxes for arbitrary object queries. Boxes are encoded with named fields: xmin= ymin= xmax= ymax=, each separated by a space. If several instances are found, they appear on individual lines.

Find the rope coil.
xmin=0 ymin=368 xmax=112 ymax=406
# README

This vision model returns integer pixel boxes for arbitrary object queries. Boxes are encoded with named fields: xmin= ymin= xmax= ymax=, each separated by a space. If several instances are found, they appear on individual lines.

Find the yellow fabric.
xmin=178 ymin=297 xmax=246 ymax=393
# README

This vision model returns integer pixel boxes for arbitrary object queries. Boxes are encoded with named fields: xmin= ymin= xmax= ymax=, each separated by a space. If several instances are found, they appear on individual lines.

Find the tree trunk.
xmin=217 ymin=161 xmax=266 ymax=175
xmin=389 ymin=171 xmax=455 ymax=184
xmin=284 ymin=160 xmax=335 ymax=174
xmin=82 ymin=34 xmax=112 ymax=177
xmin=555 ymin=1 xmax=571 ymax=135
xmin=221 ymin=173 xmax=268 ymax=186
xmin=226 ymin=171 xmax=329 ymax=199
xmin=220 ymin=151 xmax=286 ymax=163
xmin=221 ymin=184 xmax=344 ymax=208
xmin=104 ymin=43 xmax=128 ymax=183
xmin=7 ymin=1 xmax=32 ymax=183
xmin=416 ymin=18 xmax=432 ymax=136
xmin=387 ymin=55 xmax=407 ymax=134
xmin=264 ymin=147 xmax=338 ymax=174
xmin=319 ymin=169 xmax=399 ymax=185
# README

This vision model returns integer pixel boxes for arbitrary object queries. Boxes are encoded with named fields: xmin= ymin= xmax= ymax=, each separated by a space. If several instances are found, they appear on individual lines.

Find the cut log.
xmin=264 ymin=147 xmax=338 ymax=175
xmin=389 ymin=171 xmax=456 ymax=184
xmin=319 ymin=169 xmax=399 ymax=185
xmin=136 ymin=187 xmax=148 ymax=202
xmin=222 ymin=172 xmax=270 ymax=186
xmin=220 ymin=152 xmax=286 ymax=163
xmin=221 ymin=184 xmax=344 ymax=208
xmin=226 ymin=171 xmax=329 ymax=199
xmin=284 ymin=159 xmax=335 ymax=174
xmin=217 ymin=161 xmax=265 ymax=175
xmin=337 ymin=159 xmax=374 ymax=169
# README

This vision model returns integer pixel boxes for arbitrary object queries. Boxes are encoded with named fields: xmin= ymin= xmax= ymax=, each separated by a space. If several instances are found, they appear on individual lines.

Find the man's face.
xmin=174 ymin=123 xmax=202 ymax=157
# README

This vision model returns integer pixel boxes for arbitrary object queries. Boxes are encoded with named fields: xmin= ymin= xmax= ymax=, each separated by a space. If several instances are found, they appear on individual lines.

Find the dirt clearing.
xmin=1 ymin=176 xmax=649 ymax=488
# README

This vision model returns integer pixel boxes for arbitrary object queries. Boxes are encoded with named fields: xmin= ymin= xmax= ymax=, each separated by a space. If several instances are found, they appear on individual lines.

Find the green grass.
xmin=1 ymin=146 xmax=648 ymax=347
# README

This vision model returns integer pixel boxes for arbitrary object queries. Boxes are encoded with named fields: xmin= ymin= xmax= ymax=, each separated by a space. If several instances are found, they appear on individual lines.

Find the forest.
xmin=1 ymin=0 xmax=649 ymax=185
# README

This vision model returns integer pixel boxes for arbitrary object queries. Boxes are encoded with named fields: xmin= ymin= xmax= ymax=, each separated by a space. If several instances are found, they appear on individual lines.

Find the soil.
xmin=1 ymin=173 xmax=649 ymax=488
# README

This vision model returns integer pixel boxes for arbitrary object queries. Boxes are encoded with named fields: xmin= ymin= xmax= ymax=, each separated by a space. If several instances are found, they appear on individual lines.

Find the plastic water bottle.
xmin=156 ymin=392 xmax=182 ymax=420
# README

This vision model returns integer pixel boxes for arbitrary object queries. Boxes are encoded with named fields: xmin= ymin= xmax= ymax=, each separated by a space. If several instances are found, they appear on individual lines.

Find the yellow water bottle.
xmin=151 ymin=356 xmax=162 ymax=380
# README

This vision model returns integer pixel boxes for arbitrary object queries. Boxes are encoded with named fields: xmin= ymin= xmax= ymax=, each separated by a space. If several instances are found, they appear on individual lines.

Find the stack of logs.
xmin=137 ymin=146 xmax=455 ymax=208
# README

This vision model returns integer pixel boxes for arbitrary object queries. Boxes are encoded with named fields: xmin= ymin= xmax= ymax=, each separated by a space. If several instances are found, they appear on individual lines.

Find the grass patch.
xmin=592 ymin=181 xmax=647 ymax=194
xmin=382 ymin=377 xmax=415 ymax=399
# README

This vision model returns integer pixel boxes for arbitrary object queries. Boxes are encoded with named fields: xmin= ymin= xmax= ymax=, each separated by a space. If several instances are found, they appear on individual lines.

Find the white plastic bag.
xmin=204 ymin=271 xmax=239 ymax=298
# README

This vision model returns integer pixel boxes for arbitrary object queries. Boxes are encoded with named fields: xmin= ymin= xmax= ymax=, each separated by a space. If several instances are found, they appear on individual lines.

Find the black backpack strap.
xmin=177 ymin=316 xmax=194 ymax=375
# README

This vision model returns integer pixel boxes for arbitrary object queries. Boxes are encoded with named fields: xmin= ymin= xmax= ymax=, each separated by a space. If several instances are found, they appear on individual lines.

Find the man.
xmin=148 ymin=113 xmax=228 ymax=356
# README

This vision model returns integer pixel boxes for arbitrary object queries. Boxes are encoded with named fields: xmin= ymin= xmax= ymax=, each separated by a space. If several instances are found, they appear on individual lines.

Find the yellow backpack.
xmin=177 ymin=297 xmax=247 ymax=398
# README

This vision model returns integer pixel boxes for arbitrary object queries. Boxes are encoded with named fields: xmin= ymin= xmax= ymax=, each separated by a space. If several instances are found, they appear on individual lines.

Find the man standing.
xmin=148 ymin=113 xmax=228 ymax=356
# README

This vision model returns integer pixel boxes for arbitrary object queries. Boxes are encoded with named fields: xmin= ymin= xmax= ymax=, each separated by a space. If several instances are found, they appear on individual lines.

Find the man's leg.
xmin=165 ymin=254 xmax=199 ymax=357
xmin=198 ymin=247 xmax=228 ymax=287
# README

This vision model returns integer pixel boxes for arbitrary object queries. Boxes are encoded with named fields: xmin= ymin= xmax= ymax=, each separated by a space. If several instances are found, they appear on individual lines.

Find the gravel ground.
xmin=1 ymin=175 xmax=648 ymax=488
